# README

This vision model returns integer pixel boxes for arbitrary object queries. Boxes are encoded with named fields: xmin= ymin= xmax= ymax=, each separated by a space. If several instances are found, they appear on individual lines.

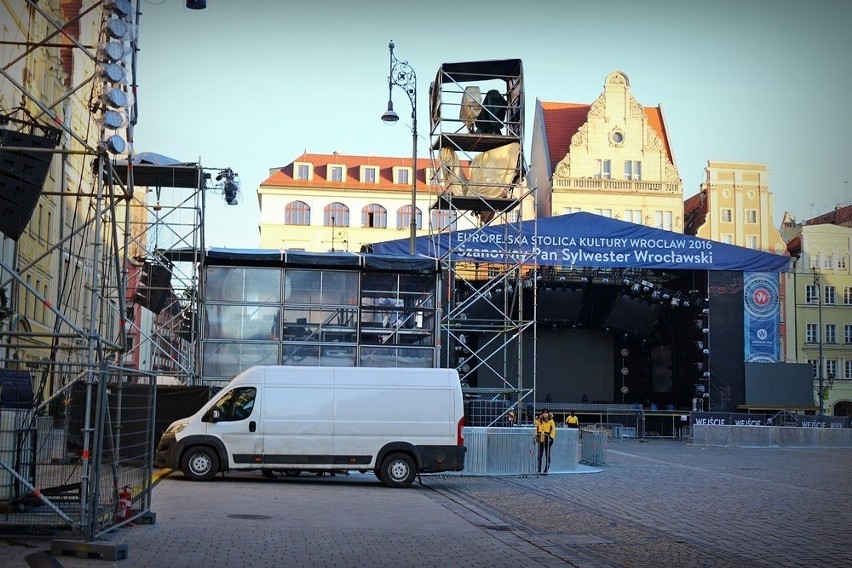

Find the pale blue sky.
xmin=132 ymin=0 xmax=851 ymax=249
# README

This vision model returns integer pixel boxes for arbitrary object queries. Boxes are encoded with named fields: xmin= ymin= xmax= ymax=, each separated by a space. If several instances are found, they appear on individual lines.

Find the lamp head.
xmin=381 ymin=101 xmax=399 ymax=124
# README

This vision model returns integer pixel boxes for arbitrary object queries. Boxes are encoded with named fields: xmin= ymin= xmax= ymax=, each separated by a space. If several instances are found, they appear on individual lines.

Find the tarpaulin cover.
xmin=368 ymin=212 xmax=790 ymax=272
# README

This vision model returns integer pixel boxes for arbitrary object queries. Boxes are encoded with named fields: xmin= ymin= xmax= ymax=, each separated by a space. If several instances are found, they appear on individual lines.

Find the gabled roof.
xmin=261 ymin=152 xmax=435 ymax=193
xmin=539 ymin=101 xmax=674 ymax=170
xmin=683 ymin=190 xmax=708 ymax=236
xmin=805 ymin=204 xmax=852 ymax=227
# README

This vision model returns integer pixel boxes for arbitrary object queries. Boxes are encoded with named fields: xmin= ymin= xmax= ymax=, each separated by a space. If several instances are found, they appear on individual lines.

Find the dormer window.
xmin=294 ymin=162 xmax=312 ymax=181
xmin=361 ymin=166 xmax=379 ymax=184
xmin=328 ymin=164 xmax=345 ymax=182
xmin=394 ymin=166 xmax=412 ymax=185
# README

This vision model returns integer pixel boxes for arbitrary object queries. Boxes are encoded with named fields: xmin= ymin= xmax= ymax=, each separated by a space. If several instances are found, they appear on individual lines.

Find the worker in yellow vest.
xmin=534 ymin=409 xmax=556 ymax=474
xmin=565 ymin=411 xmax=579 ymax=429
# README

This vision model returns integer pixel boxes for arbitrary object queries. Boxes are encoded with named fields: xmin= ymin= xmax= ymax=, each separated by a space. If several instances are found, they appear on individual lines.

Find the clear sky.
xmin=131 ymin=0 xmax=852 ymax=249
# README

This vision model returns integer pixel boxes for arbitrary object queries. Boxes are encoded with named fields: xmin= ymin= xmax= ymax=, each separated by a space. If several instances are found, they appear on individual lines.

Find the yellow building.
xmin=530 ymin=70 xmax=683 ymax=231
xmin=783 ymin=215 xmax=852 ymax=416
xmin=258 ymin=152 xmax=482 ymax=252
xmin=684 ymin=161 xmax=787 ymax=255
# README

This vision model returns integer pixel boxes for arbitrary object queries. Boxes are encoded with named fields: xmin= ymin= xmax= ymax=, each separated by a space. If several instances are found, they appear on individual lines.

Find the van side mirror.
xmin=204 ymin=409 xmax=220 ymax=423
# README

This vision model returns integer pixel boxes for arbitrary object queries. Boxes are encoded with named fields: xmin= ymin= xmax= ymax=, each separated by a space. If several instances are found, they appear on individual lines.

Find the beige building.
xmin=783 ymin=211 xmax=852 ymax=415
xmin=684 ymin=161 xmax=787 ymax=254
xmin=530 ymin=70 xmax=683 ymax=231
xmin=258 ymin=152 xmax=535 ymax=253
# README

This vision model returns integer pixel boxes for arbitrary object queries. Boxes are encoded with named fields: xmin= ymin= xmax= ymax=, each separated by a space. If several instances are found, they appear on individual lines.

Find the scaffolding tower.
xmin=428 ymin=59 xmax=538 ymax=425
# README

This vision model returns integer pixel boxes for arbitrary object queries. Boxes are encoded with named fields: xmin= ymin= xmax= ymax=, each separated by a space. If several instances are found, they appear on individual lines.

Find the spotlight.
xmin=99 ymin=62 xmax=126 ymax=83
xmin=702 ymin=328 xmax=709 ymax=334
xmin=99 ymin=41 xmax=127 ymax=62
xmin=101 ymin=134 xmax=126 ymax=154
xmin=702 ymin=308 xmax=710 ymax=314
xmin=703 ymin=371 xmax=711 ymax=378
xmin=104 ymin=17 xmax=129 ymax=40
xmin=106 ymin=0 xmax=132 ymax=17
xmin=631 ymin=283 xmax=641 ymax=293
xmin=101 ymin=87 xmax=128 ymax=109
xmin=662 ymin=292 xmax=671 ymax=300
xmin=671 ymin=297 xmax=680 ymax=307
xmin=703 ymin=348 xmax=710 ymax=355
xmin=215 ymin=168 xmax=241 ymax=206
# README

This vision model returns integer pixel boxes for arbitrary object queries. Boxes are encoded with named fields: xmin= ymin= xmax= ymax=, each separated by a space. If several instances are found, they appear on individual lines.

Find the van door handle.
xmin=249 ymin=421 xmax=257 ymax=433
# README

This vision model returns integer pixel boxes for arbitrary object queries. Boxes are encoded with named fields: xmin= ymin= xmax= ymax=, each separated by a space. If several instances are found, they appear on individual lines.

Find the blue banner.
xmin=743 ymin=272 xmax=780 ymax=362
xmin=369 ymin=212 xmax=791 ymax=272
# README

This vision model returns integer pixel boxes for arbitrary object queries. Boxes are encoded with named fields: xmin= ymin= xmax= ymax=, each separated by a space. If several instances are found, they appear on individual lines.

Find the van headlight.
xmin=165 ymin=422 xmax=186 ymax=435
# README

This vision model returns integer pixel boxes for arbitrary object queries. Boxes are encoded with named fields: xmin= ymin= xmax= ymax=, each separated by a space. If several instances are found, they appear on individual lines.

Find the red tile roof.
xmin=804 ymin=204 xmax=852 ymax=227
xmin=682 ymin=190 xmax=708 ymax=236
xmin=262 ymin=152 xmax=438 ymax=193
xmin=539 ymin=101 xmax=673 ymax=170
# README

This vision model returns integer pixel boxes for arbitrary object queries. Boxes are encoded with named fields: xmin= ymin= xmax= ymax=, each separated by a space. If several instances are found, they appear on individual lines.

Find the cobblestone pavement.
xmin=3 ymin=440 xmax=851 ymax=567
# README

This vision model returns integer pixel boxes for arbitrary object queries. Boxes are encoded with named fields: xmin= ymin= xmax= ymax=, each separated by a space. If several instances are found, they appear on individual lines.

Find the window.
xmin=745 ymin=209 xmax=758 ymax=224
xmin=653 ymin=210 xmax=673 ymax=231
xmin=720 ymin=208 xmax=733 ymax=223
xmin=746 ymin=235 xmax=758 ymax=249
xmin=806 ymin=285 xmax=819 ymax=304
xmin=810 ymin=254 xmax=820 ymax=269
xmin=845 ymin=324 xmax=852 ymax=345
xmin=826 ymin=324 xmax=837 ymax=344
xmin=284 ymin=200 xmax=311 ymax=225
xmin=722 ymin=234 xmax=733 ymax=244
xmin=394 ymin=167 xmax=411 ymax=185
xmin=329 ymin=165 xmax=344 ymax=182
xmin=845 ymin=360 xmax=852 ymax=380
xmin=594 ymin=208 xmax=613 ymax=218
xmin=595 ymin=159 xmax=611 ymax=179
xmin=806 ymin=323 xmax=818 ymax=343
xmin=826 ymin=359 xmax=837 ymax=381
xmin=362 ymin=204 xmax=387 ymax=228
xmin=295 ymin=163 xmax=311 ymax=180
xmin=562 ymin=207 xmax=582 ymax=214
xmin=324 ymin=202 xmax=349 ymax=227
xmin=624 ymin=209 xmax=642 ymax=224
xmin=824 ymin=255 xmax=833 ymax=269
xmin=361 ymin=166 xmax=378 ymax=184
xmin=838 ymin=256 xmax=847 ymax=269
xmin=396 ymin=205 xmax=422 ymax=230
xmin=431 ymin=209 xmax=457 ymax=231
xmin=845 ymin=286 xmax=852 ymax=305
xmin=825 ymin=286 xmax=836 ymax=304
xmin=211 ymin=387 xmax=256 ymax=422
xmin=624 ymin=160 xmax=642 ymax=180
xmin=508 ymin=210 xmax=521 ymax=223
xmin=807 ymin=359 xmax=818 ymax=378
xmin=426 ymin=167 xmax=441 ymax=186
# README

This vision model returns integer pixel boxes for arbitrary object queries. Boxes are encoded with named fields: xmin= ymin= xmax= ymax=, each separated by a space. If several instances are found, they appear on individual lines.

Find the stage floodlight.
xmin=702 ymin=348 xmax=710 ymax=355
xmin=102 ymin=134 xmax=126 ymax=154
xmin=702 ymin=328 xmax=709 ymax=334
xmin=671 ymin=297 xmax=680 ymax=307
xmin=99 ymin=62 xmax=126 ymax=83
xmin=106 ymin=0 xmax=132 ymax=18
xmin=99 ymin=41 xmax=127 ymax=62
xmin=104 ymin=17 xmax=129 ymax=40
xmin=102 ymin=88 xmax=128 ymax=109
xmin=99 ymin=110 xmax=124 ymax=129
xmin=703 ymin=371 xmax=711 ymax=378
xmin=186 ymin=0 xmax=208 ymax=9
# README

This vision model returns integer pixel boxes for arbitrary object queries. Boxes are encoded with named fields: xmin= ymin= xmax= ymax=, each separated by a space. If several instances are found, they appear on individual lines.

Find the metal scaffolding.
xmin=427 ymin=59 xmax=538 ymax=425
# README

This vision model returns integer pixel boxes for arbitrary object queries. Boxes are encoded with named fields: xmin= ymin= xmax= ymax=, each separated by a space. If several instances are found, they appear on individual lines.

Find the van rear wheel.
xmin=181 ymin=447 xmax=219 ymax=481
xmin=379 ymin=453 xmax=416 ymax=488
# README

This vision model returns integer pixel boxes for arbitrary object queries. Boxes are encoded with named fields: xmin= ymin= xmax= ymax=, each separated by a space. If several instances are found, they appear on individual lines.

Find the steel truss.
xmin=428 ymin=59 xmax=538 ymax=425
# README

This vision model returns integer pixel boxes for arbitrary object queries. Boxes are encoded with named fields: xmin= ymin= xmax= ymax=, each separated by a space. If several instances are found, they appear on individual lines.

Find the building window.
xmin=329 ymin=165 xmax=344 ymax=182
xmin=745 ymin=235 xmax=758 ymax=249
xmin=721 ymin=234 xmax=733 ymax=244
xmin=825 ymin=285 xmax=836 ymax=304
xmin=807 ymin=359 xmax=818 ymax=378
xmin=431 ymin=209 xmax=457 ymax=231
xmin=624 ymin=209 xmax=642 ymax=224
xmin=563 ymin=207 xmax=582 ymax=214
xmin=845 ymin=360 xmax=852 ymax=380
xmin=508 ymin=210 xmax=521 ymax=223
xmin=806 ymin=285 xmax=819 ymax=304
xmin=720 ymin=208 xmax=733 ymax=223
xmin=595 ymin=159 xmax=612 ymax=179
xmin=324 ymin=202 xmax=349 ymax=227
xmin=285 ymin=200 xmax=311 ymax=225
xmin=823 ymin=255 xmax=833 ymax=269
xmin=745 ymin=209 xmax=758 ymax=224
xmin=845 ymin=324 xmax=852 ymax=345
xmin=295 ymin=163 xmax=311 ymax=180
xmin=624 ymin=160 xmax=641 ymax=180
xmin=396 ymin=205 xmax=422 ymax=230
xmin=426 ymin=167 xmax=441 ymax=186
xmin=838 ymin=255 xmax=847 ymax=269
xmin=826 ymin=359 xmax=837 ymax=381
xmin=806 ymin=323 xmax=818 ymax=343
xmin=653 ymin=210 xmax=673 ymax=231
xmin=826 ymin=324 xmax=837 ymax=344
xmin=810 ymin=254 xmax=820 ymax=269
xmin=362 ymin=204 xmax=387 ymax=228
xmin=361 ymin=166 xmax=379 ymax=184
xmin=394 ymin=167 xmax=411 ymax=185
xmin=845 ymin=286 xmax=852 ymax=304
xmin=594 ymin=208 xmax=613 ymax=218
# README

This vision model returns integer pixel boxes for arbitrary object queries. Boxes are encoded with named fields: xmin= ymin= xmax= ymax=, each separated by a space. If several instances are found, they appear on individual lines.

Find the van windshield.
xmin=213 ymin=387 xmax=256 ymax=421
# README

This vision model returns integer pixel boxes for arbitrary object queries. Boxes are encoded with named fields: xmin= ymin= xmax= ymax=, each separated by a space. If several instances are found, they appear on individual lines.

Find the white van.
xmin=155 ymin=365 xmax=466 ymax=488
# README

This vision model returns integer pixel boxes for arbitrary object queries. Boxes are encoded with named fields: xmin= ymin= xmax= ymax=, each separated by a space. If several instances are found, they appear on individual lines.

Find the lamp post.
xmin=381 ymin=39 xmax=418 ymax=255
xmin=815 ymin=269 xmax=824 ymax=415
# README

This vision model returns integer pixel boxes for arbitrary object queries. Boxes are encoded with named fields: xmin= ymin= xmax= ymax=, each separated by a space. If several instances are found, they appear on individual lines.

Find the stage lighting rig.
xmin=215 ymin=168 xmax=240 ymax=205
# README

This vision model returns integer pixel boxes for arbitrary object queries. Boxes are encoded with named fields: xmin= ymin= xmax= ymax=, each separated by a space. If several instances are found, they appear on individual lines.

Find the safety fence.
xmin=0 ymin=367 xmax=157 ymax=541
xmin=461 ymin=427 xmax=579 ymax=474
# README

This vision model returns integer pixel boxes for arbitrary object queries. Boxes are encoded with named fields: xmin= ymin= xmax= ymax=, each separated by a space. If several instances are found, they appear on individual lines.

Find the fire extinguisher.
xmin=116 ymin=485 xmax=132 ymax=522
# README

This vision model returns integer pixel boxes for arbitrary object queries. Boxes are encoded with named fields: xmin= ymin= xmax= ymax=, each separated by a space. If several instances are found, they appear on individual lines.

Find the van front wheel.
xmin=379 ymin=453 xmax=416 ymax=488
xmin=181 ymin=447 xmax=219 ymax=481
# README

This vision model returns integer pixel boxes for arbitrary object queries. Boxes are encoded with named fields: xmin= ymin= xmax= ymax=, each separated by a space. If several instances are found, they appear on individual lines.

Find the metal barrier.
xmin=580 ymin=429 xmax=607 ymax=466
xmin=462 ymin=427 xmax=579 ymax=474
xmin=692 ymin=424 xmax=852 ymax=448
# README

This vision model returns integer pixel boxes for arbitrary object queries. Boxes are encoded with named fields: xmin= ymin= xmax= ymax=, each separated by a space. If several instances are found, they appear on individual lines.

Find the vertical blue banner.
xmin=743 ymin=272 xmax=780 ymax=362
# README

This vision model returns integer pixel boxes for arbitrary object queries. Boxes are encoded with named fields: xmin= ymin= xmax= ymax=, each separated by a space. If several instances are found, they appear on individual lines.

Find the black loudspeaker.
xmin=134 ymin=261 xmax=172 ymax=314
xmin=0 ymin=128 xmax=59 ymax=240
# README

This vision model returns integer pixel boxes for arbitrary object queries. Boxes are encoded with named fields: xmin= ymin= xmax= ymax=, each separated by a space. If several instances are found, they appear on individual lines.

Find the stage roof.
xmin=365 ymin=212 xmax=790 ymax=272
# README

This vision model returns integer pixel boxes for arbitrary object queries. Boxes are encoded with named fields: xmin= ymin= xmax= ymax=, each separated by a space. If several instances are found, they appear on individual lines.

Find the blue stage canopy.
xmin=366 ymin=212 xmax=790 ymax=272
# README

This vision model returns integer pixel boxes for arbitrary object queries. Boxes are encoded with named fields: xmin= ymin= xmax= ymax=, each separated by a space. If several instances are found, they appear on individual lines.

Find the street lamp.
xmin=381 ymin=39 xmax=418 ymax=255
xmin=814 ymin=269 xmax=824 ymax=415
